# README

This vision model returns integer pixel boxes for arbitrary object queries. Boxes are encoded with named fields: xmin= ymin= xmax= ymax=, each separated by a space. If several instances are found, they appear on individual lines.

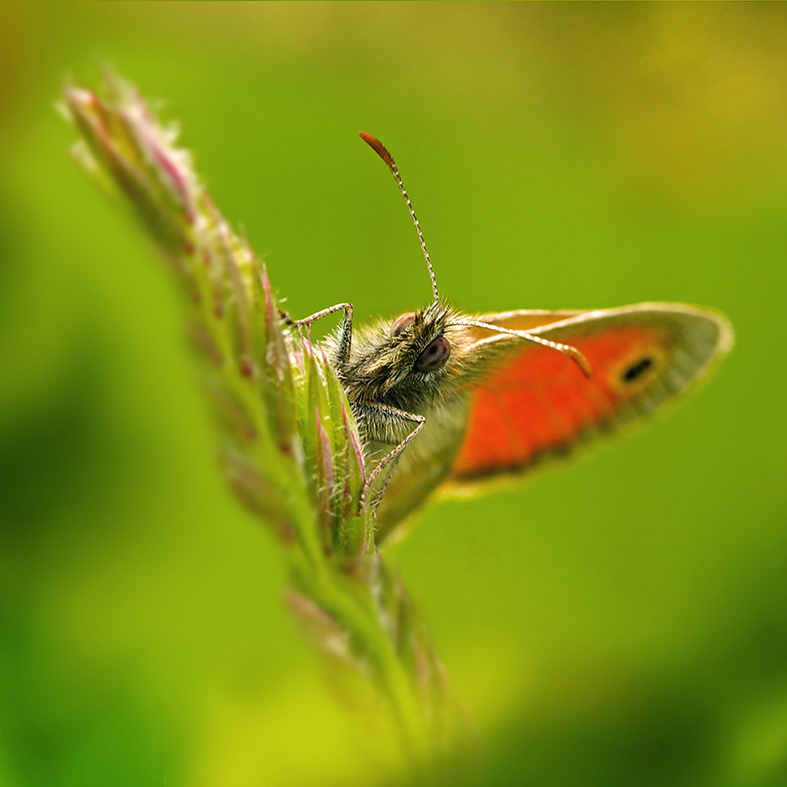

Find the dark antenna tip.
xmin=359 ymin=132 xmax=394 ymax=170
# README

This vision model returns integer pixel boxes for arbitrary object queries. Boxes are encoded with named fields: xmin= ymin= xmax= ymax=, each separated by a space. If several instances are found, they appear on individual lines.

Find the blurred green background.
xmin=2 ymin=3 xmax=786 ymax=786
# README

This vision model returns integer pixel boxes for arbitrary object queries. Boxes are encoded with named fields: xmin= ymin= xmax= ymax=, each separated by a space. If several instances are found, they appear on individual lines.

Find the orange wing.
xmin=451 ymin=304 xmax=733 ymax=481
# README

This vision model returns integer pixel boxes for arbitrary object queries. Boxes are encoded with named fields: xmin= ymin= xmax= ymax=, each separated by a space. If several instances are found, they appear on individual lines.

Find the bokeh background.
xmin=2 ymin=3 xmax=787 ymax=786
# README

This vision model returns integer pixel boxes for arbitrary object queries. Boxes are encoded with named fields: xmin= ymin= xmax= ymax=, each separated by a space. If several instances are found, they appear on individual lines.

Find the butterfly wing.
xmin=449 ymin=303 xmax=734 ymax=484
xmin=374 ymin=303 xmax=732 ymax=543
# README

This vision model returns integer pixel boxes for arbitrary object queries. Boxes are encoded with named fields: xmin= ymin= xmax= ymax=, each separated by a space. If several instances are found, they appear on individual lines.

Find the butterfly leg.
xmin=279 ymin=303 xmax=354 ymax=364
xmin=356 ymin=403 xmax=426 ymax=508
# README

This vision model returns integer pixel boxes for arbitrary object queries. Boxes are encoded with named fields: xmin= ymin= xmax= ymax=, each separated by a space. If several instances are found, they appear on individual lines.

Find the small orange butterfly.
xmin=282 ymin=133 xmax=733 ymax=542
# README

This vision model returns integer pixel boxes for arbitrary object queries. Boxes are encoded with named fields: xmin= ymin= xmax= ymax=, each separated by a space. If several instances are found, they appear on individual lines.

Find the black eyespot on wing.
xmin=391 ymin=312 xmax=416 ymax=338
xmin=416 ymin=336 xmax=451 ymax=372
xmin=621 ymin=357 xmax=653 ymax=383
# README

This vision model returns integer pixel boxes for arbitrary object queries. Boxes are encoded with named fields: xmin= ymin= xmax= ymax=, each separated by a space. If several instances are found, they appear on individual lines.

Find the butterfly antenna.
xmin=456 ymin=318 xmax=593 ymax=378
xmin=359 ymin=132 xmax=440 ymax=303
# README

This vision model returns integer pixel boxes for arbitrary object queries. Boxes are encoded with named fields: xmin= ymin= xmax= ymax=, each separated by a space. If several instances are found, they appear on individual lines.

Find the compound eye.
xmin=391 ymin=312 xmax=416 ymax=338
xmin=416 ymin=336 xmax=451 ymax=372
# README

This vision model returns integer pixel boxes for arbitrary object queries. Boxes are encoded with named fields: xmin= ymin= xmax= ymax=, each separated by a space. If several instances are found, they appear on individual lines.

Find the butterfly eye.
xmin=416 ymin=335 xmax=451 ymax=372
xmin=391 ymin=312 xmax=416 ymax=338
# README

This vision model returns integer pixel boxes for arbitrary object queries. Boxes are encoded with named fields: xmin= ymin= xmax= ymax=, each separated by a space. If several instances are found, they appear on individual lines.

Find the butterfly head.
xmin=341 ymin=300 xmax=476 ymax=411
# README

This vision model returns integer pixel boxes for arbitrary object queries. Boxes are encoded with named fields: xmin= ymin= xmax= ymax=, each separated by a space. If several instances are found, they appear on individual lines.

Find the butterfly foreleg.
xmin=356 ymin=403 xmax=426 ymax=508
xmin=279 ymin=302 xmax=354 ymax=364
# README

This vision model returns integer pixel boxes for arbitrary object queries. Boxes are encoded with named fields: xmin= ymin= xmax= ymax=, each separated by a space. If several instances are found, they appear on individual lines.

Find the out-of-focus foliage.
xmin=1 ymin=3 xmax=786 ymax=786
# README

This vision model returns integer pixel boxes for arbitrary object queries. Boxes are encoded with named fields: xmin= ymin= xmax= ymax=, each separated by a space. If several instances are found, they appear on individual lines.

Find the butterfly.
xmin=282 ymin=133 xmax=734 ymax=545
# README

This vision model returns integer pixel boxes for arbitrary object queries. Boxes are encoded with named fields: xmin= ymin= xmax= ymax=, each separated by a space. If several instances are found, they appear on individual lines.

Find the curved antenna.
xmin=359 ymin=132 xmax=440 ymax=303
xmin=454 ymin=318 xmax=593 ymax=378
